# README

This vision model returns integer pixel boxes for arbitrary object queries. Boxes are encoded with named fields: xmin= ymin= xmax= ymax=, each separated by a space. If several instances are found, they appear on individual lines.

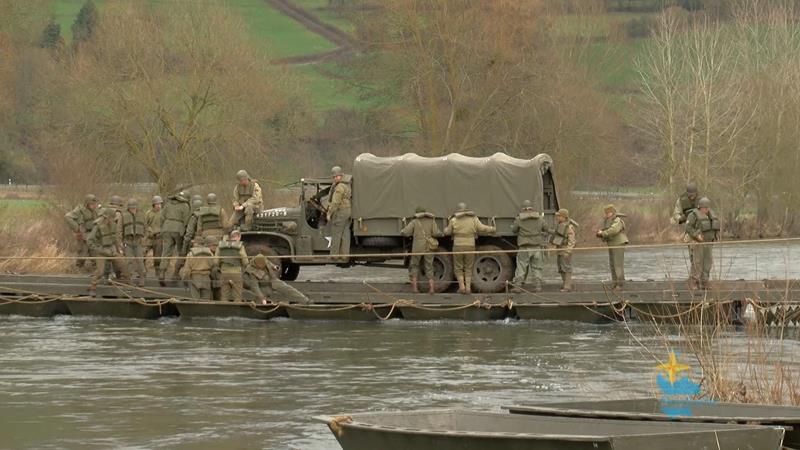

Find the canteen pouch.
xmin=426 ymin=237 xmax=439 ymax=251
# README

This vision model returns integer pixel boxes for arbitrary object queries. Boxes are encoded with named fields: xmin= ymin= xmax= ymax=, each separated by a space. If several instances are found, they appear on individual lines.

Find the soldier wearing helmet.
xmin=232 ymin=169 xmax=263 ymax=231
xmin=510 ymin=200 xmax=550 ymax=293
xmin=144 ymin=195 xmax=164 ymax=275
xmin=672 ymin=182 xmax=701 ymax=225
xmin=119 ymin=198 xmax=147 ymax=286
xmin=158 ymin=191 xmax=191 ymax=285
xmin=596 ymin=204 xmax=628 ymax=292
xmin=181 ymin=196 xmax=206 ymax=257
xmin=551 ymin=208 xmax=578 ymax=292
xmin=400 ymin=206 xmax=442 ymax=294
xmin=443 ymin=202 xmax=496 ymax=294
xmin=86 ymin=208 xmax=129 ymax=296
xmin=243 ymin=253 xmax=310 ymax=305
xmin=326 ymin=165 xmax=353 ymax=262
xmin=179 ymin=235 xmax=218 ymax=301
xmin=65 ymin=194 xmax=100 ymax=271
xmin=194 ymin=193 xmax=229 ymax=242
xmin=685 ymin=197 xmax=720 ymax=290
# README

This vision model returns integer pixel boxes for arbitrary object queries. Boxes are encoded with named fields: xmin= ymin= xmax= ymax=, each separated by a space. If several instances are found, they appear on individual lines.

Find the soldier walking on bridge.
xmin=65 ymin=194 xmax=99 ymax=271
xmin=444 ymin=203 xmax=496 ymax=295
xmin=232 ymin=170 xmax=263 ymax=231
xmin=596 ymin=204 xmax=628 ymax=292
xmin=144 ymin=196 xmax=163 ymax=276
xmin=511 ymin=200 xmax=550 ymax=293
xmin=401 ymin=206 xmax=441 ymax=294
xmin=685 ymin=197 xmax=720 ymax=290
xmin=551 ymin=209 xmax=577 ymax=292
xmin=87 ymin=208 xmax=129 ymax=296
xmin=119 ymin=198 xmax=147 ymax=286
xmin=158 ymin=192 xmax=190 ymax=285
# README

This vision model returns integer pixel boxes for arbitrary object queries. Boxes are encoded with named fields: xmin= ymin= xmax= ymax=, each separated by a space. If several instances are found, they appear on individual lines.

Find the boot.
xmin=410 ymin=277 xmax=419 ymax=293
xmin=465 ymin=277 xmax=472 ymax=294
xmin=428 ymin=279 xmax=436 ymax=294
xmin=457 ymin=276 xmax=466 ymax=294
xmin=560 ymin=273 xmax=573 ymax=292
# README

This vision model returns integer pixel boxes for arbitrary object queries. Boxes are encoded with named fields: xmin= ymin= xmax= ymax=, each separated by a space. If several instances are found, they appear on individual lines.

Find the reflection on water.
xmin=0 ymin=242 xmax=797 ymax=449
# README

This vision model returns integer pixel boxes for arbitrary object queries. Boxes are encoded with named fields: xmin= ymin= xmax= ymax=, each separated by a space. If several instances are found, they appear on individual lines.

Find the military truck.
xmin=242 ymin=153 xmax=560 ymax=293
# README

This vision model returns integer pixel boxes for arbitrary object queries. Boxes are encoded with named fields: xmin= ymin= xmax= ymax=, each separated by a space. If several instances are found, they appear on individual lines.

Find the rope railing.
xmin=0 ymin=236 xmax=799 ymax=261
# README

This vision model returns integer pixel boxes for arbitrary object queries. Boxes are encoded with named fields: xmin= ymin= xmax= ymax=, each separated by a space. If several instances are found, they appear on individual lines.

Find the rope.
xmin=0 ymin=294 xmax=62 ymax=305
xmin=246 ymin=301 xmax=284 ymax=315
xmin=3 ymin=236 xmax=800 ymax=261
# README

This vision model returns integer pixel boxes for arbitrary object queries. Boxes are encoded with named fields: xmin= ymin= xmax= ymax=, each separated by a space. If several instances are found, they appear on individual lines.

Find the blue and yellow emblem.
xmin=655 ymin=351 xmax=703 ymax=416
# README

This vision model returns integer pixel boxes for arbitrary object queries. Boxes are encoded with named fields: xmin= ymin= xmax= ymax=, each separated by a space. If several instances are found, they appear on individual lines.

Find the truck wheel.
xmin=471 ymin=245 xmax=513 ymax=293
xmin=430 ymin=250 xmax=455 ymax=293
xmin=283 ymin=263 xmax=300 ymax=281
xmin=246 ymin=242 xmax=285 ymax=279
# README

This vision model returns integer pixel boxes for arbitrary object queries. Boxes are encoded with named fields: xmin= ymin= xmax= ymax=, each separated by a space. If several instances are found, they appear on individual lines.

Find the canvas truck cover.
xmin=352 ymin=153 xmax=555 ymax=221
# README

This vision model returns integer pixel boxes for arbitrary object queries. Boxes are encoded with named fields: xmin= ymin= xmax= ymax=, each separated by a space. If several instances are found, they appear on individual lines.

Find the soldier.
xmin=671 ymin=182 xmax=701 ymax=225
xmin=195 ymin=193 xmax=228 ymax=240
xmin=107 ymin=195 xmax=125 ymax=278
xmin=244 ymin=253 xmax=310 ymax=305
xmin=400 ymin=206 xmax=441 ymax=294
xmin=179 ymin=236 xmax=217 ymax=301
xmin=232 ymin=170 xmax=263 ymax=231
xmin=551 ymin=208 xmax=577 ymax=292
xmin=158 ymin=191 xmax=191 ymax=285
xmin=326 ymin=166 xmax=352 ymax=261
xmin=215 ymin=230 xmax=249 ymax=302
xmin=65 ymin=194 xmax=99 ymax=270
xmin=595 ymin=204 xmax=628 ymax=292
xmin=119 ymin=198 xmax=147 ymax=286
xmin=443 ymin=202 xmax=496 ymax=294
xmin=510 ymin=200 xmax=550 ymax=293
xmin=182 ymin=197 xmax=205 ymax=257
xmin=87 ymin=208 xmax=129 ymax=296
xmin=144 ymin=196 xmax=163 ymax=275
xmin=685 ymin=197 xmax=720 ymax=290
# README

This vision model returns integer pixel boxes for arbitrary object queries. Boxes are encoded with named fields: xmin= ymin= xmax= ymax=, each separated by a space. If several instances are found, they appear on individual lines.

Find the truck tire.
xmin=359 ymin=236 xmax=402 ymax=248
xmin=246 ymin=242 xmax=287 ymax=280
xmin=430 ymin=249 xmax=455 ymax=293
xmin=471 ymin=245 xmax=514 ymax=293
xmin=283 ymin=263 xmax=300 ymax=281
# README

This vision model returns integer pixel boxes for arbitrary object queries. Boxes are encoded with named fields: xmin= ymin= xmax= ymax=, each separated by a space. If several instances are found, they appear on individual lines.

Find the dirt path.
xmin=266 ymin=0 xmax=354 ymax=65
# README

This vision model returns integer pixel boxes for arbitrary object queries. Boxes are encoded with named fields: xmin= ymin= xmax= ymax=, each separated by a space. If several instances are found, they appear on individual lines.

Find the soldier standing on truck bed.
xmin=119 ymin=198 xmax=147 ymax=287
xmin=244 ymin=254 xmax=310 ymax=305
xmin=401 ymin=206 xmax=441 ymax=294
xmin=87 ymin=208 xmax=129 ymax=296
xmin=216 ymin=229 xmax=249 ymax=302
xmin=510 ymin=200 xmax=550 ymax=293
xmin=444 ymin=203 xmax=496 ymax=295
xmin=158 ymin=191 xmax=190 ymax=285
xmin=144 ymin=196 xmax=163 ymax=276
xmin=327 ymin=166 xmax=352 ymax=261
xmin=180 ymin=236 xmax=217 ymax=301
xmin=65 ymin=194 xmax=99 ymax=271
xmin=551 ymin=209 xmax=577 ymax=292
xmin=685 ymin=197 xmax=720 ymax=290
xmin=232 ymin=170 xmax=263 ymax=231
xmin=596 ymin=204 xmax=628 ymax=292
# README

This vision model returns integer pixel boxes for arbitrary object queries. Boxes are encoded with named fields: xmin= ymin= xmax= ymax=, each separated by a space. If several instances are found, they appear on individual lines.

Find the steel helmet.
xmin=101 ymin=207 xmax=115 ymax=218
xmin=555 ymin=208 xmax=569 ymax=218
xmin=698 ymin=197 xmax=712 ymax=208
xmin=521 ymin=200 xmax=532 ymax=209
xmin=686 ymin=183 xmax=698 ymax=194
xmin=457 ymin=202 xmax=467 ymax=211
xmin=236 ymin=170 xmax=249 ymax=181
xmin=84 ymin=194 xmax=98 ymax=205
xmin=110 ymin=195 xmax=123 ymax=208
xmin=206 ymin=193 xmax=218 ymax=205
xmin=331 ymin=166 xmax=343 ymax=177
xmin=127 ymin=198 xmax=139 ymax=209
xmin=151 ymin=195 xmax=163 ymax=205
xmin=192 ymin=198 xmax=203 ymax=209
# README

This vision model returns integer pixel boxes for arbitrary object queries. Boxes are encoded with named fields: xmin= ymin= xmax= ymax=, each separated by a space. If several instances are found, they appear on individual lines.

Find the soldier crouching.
xmin=244 ymin=254 xmax=310 ymax=304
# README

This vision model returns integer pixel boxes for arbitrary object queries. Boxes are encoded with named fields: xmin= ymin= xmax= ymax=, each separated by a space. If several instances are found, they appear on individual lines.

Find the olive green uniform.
xmin=552 ymin=221 xmax=577 ymax=275
xmin=328 ymin=179 xmax=352 ymax=259
xmin=243 ymin=257 xmax=309 ymax=304
xmin=159 ymin=195 xmax=191 ymax=279
xmin=685 ymin=208 xmax=720 ymax=288
xmin=119 ymin=209 xmax=147 ymax=282
xmin=599 ymin=214 xmax=628 ymax=289
xmin=672 ymin=192 xmax=700 ymax=225
xmin=87 ymin=218 xmax=129 ymax=290
xmin=65 ymin=204 xmax=98 ymax=269
xmin=401 ymin=213 xmax=441 ymax=280
xmin=144 ymin=208 xmax=163 ymax=273
xmin=232 ymin=180 xmax=262 ymax=231
xmin=179 ymin=245 xmax=216 ymax=300
xmin=444 ymin=211 xmax=496 ymax=290
xmin=511 ymin=210 xmax=549 ymax=290
xmin=195 ymin=205 xmax=228 ymax=239
xmin=215 ymin=240 xmax=248 ymax=302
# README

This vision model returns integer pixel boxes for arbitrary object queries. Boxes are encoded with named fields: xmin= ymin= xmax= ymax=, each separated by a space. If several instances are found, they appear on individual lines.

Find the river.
xmin=0 ymin=242 xmax=798 ymax=449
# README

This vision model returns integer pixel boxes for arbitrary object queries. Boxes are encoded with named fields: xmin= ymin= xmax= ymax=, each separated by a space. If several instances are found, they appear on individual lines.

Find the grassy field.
xmin=292 ymin=0 xmax=355 ymax=35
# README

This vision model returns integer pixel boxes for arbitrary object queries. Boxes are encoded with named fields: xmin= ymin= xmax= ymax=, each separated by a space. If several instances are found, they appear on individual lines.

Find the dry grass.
xmin=0 ymin=202 xmax=75 ymax=274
